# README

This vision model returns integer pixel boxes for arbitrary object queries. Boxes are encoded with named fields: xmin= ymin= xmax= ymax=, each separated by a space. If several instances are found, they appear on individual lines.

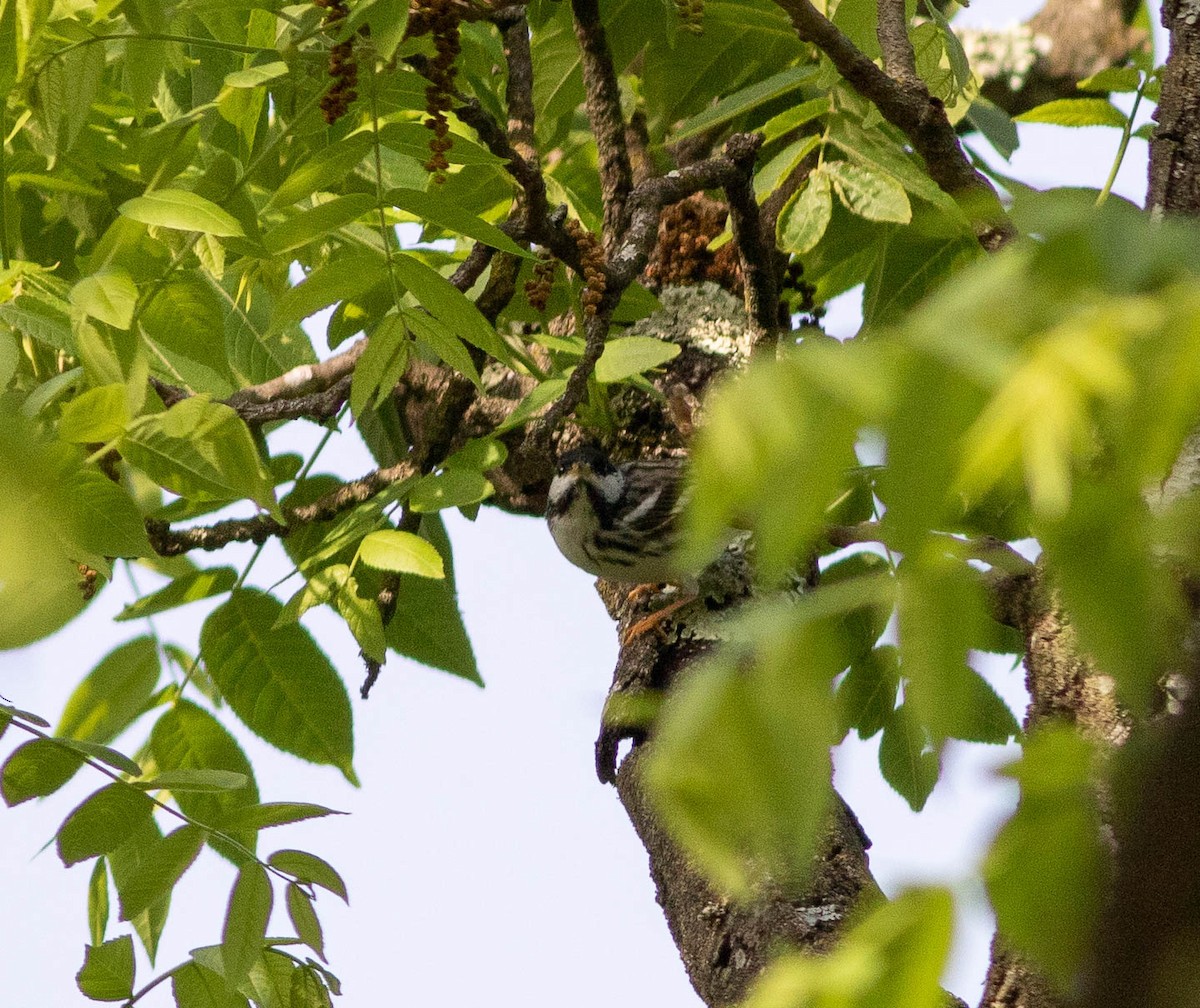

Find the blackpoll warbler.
xmin=546 ymin=446 xmax=697 ymax=639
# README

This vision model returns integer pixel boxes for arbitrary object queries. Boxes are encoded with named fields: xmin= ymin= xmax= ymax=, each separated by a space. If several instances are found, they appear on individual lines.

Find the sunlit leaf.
xmin=200 ymin=590 xmax=357 ymax=784
xmin=119 ymin=190 xmax=245 ymax=237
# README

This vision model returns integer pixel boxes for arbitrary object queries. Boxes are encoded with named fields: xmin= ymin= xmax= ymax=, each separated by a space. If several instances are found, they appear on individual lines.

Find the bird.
xmin=546 ymin=446 xmax=698 ymax=642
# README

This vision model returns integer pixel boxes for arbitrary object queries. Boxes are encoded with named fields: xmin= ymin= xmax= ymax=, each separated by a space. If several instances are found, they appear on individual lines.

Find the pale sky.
xmin=0 ymin=2 xmax=1160 ymax=1004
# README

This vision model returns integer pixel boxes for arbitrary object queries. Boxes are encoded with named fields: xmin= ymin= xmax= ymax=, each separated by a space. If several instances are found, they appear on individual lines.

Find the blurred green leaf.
xmin=986 ymin=726 xmax=1109 ymax=987
xmin=744 ymin=887 xmax=954 ymax=1008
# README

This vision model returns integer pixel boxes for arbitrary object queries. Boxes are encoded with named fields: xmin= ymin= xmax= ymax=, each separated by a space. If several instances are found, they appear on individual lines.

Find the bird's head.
xmin=547 ymin=446 xmax=623 ymax=515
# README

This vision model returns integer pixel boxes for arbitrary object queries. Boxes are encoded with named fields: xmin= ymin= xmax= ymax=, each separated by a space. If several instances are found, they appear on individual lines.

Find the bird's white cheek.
xmin=549 ymin=496 xmax=602 ymax=576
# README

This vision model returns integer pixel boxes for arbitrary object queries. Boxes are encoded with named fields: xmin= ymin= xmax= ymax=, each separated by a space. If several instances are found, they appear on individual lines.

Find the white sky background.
xmin=0 ymin=3 xmax=1166 ymax=1005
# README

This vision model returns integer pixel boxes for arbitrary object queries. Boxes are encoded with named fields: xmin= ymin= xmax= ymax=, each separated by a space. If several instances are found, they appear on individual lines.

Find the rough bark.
xmin=1148 ymin=0 xmax=1200 ymax=215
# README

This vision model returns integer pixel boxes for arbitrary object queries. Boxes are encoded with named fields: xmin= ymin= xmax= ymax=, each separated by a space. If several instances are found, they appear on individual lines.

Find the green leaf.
xmin=985 ymin=727 xmax=1109 ymax=987
xmin=222 ymin=864 xmax=273 ymax=986
xmin=333 ymin=572 xmax=387 ymax=663
xmin=268 ymin=850 xmax=348 ymax=903
xmin=744 ymin=887 xmax=953 ymax=1008
xmin=58 ymin=740 xmax=142 ymax=777
xmin=76 ymin=935 xmax=135 ymax=1002
xmin=88 ymin=858 xmax=110 ymax=947
xmin=56 ymin=636 xmax=161 ymax=747
xmin=58 ymin=384 xmax=130 ymax=443
xmin=408 ymin=470 xmax=493 ymax=512
xmin=150 ymin=701 xmax=260 ymax=864
xmin=200 ymin=590 xmax=357 ymax=784
xmin=65 ymin=466 xmax=155 ymax=560
xmin=966 ymin=96 xmax=1020 ymax=160
xmin=224 ymin=61 xmax=289 ymax=88
xmin=403 ymin=309 xmax=483 ymax=389
xmin=357 ymin=530 xmax=445 ymax=577
xmin=645 ymin=594 xmax=853 ymax=895
xmin=349 ymin=313 xmax=410 ymax=418
xmin=826 ymin=114 xmax=961 ymax=215
xmin=673 ymin=65 xmax=817 ymax=140
xmin=172 ymin=961 xmax=249 ymax=1008
xmin=879 ymin=703 xmax=938 ymax=812
xmin=381 ymin=514 xmax=480 ymax=683
xmin=139 ymin=277 xmax=235 ymax=397
xmin=57 ymin=784 xmax=156 ymax=866
xmin=119 ymin=190 xmax=246 ymax=237
xmin=70 ymin=270 xmax=139 ymax=331
xmin=114 ymin=824 xmax=205 ymax=922
xmin=218 ymin=802 xmax=346 ymax=831
xmin=594 ymin=336 xmax=681 ymax=383
xmin=121 ymin=397 xmax=281 ymax=520
xmin=1 ymin=739 xmax=86 ymax=806
xmin=286 ymin=884 xmax=325 ymax=961
xmin=386 ymin=188 xmax=533 ymax=257
xmin=778 ymin=170 xmax=833 ymax=254
xmin=824 ymin=160 xmax=912 ymax=223
xmin=272 ymin=248 xmax=388 ymax=328
xmin=116 ymin=568 xmax=238 ymax=622
xmin=1077 ymin=67 xmax=1143 ymax=94
xmin=493 ymin=378 xmax=566 ymax=433
xmin=263 ymin=195 xmax=377 ymax=256
xmin=266 ymin=136 xmax=373 ymax=210
xmin=107 ymin=819 xmax=170 ymax=962
xmin=346 ymin=0 xmax=409 ymax=60
xmin=836 ymin=644 xmax=899 ymax=740
xmin=1015 ymin=98 xmax=1128 ymax=128
xmin=391 ymin=254 xmax=513 ymax=366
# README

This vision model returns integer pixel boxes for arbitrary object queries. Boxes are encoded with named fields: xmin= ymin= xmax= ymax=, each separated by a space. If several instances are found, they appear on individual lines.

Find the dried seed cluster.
xmin=315 ymin=0 xmax=359 ymax=124
xmin=409 ymin=0 xmax=463 ymax=181
xmin=643 ymin=193 xmax=729 ymax=291
xmin=525 ymin=250 xmax=557 ymax=312
xmin=566 ymin=218 xmax=607 ymax=317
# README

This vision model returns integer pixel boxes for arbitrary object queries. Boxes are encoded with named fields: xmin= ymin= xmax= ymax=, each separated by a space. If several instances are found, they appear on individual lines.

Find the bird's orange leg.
xmin=621 ymin=592 xmax=698 ymax=645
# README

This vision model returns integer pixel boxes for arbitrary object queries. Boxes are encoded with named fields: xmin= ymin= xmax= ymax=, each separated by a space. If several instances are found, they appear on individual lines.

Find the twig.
xmin=875 ymin=0 xmax=920 ymax=88
xmin=225 ymin=340 xmax=366 ymax=410
xmin=146 ymin=459 xmax=418 ymax=556
xmin=772 ymin=0 xmax=1014 ymax=249
xmin=571 ymin=0 xmax=634 ymax=250
xmin=720 ymin=133 xmax=781 ymax=350
xmin=826 ymin=522 xmax=1035 ymax=574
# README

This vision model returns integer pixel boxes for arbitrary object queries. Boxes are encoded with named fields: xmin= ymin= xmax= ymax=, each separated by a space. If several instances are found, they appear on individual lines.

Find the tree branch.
xmin=145 ymin=459 xmax=418 ymax=556
xmin=876 ymin=0 xmax=920 ymax=87
xmin=571 ymin=0 xmax=634 ymax=250
xmin=721 ymin=133 xmax=782 ymax=350
xmin=772 ymin=0 xmax=1014 ymax=249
